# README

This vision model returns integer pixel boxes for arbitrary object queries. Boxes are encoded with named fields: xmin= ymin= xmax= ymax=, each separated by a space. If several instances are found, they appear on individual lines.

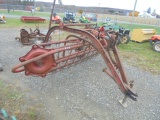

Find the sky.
xmin=37 ymin=0 xmax=160 ymax=14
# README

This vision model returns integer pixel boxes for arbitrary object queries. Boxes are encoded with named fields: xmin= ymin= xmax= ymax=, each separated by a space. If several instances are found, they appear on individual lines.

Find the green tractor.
xmin=79 ymin=16 xmax=91 ymax=23
xmin=102 ymin=17 xmax=130 ymax=45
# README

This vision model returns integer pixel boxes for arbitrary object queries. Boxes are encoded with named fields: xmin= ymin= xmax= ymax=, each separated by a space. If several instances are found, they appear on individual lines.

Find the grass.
xmin=0 ymin=9 xmax=50 ymax=17
xmin=0 ymin=9 xmax=51 ymax=28
xmin=114 ymin=23 xmax=160 ymax=74
xmin=0 ymin=18 xmax=50 ymax=28
xmin=0 ymin=79 xmax=44 ymax=119
xmin=118 ymin=41 xmax=160 ymax=74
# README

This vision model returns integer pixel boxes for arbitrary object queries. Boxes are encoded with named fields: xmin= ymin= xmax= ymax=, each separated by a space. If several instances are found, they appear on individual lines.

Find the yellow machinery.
xmin=131 ymin=29 xmax=156 ymax=42
xmin=129 ymin=11 xmax=140 ymax=17
xmin=0 ymin=14 xmax=6 ymax=23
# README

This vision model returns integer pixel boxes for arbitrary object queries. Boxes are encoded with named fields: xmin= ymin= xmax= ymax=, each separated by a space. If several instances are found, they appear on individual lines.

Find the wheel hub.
xmin=155 ymin=44 xmax=160 ymax=51
xmin=121 ymin=36 xmax=127 ymax=43
xmin=19 ymin=45 xmax=57 ymax=77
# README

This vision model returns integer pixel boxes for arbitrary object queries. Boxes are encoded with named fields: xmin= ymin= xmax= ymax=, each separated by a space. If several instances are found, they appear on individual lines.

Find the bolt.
xmin=25 ymin=71 xmax=30 ymax=76
xmin=33 ymin=45 xmax=38 ymax=49
xmin=19 ymin=57 xmax=25 ymax=62
xmin=41 ymin=74 xmax=46 ymax=77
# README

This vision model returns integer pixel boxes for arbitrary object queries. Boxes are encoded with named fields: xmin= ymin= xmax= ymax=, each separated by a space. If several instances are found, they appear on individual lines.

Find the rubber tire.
xmin=120 ymin=35 xmax=130 ymax=44
xmin=153 ymin=41 xmax=160 ymax=52
xmin=149 ymin=39 xmax=156 ymax=46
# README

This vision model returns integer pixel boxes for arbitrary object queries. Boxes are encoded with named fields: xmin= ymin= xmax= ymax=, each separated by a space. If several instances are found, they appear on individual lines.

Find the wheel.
xmin=34 ymin=29 xmax=40 ymax=34
xmin=20 ymin=29 xmax=29 ymax=44
xmin=149 ymin=39 xmax=156 ymax=46
xmin=120 ymin=35 xmax=130 ymax=44
xmin=21 ymin=37 xmax=29 ymax=44
xmin=63 ymin=18 xmax=67 ymax=24
xmin=153 ymin=41 xmax=160 ymax=52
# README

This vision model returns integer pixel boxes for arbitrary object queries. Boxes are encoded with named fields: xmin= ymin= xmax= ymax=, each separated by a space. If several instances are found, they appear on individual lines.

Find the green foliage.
xmin=28 ymin=108 xmax=37 ymax=120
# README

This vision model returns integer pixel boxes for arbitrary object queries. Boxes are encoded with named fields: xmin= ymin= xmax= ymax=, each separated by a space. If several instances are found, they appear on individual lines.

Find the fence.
xmin=102 ymin=14 xmax=160 ymax=26
xmin=0 ymin=4 xmax=160 ymax=26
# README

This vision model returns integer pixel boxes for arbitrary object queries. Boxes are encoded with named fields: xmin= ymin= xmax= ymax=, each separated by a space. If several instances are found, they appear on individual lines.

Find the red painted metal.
xmin=21 ymin=16 xmax=45 ymax=23
xmin=19 ymin=45 xmax=57 ymax=77
xmin=12 ymin=23 xmax=138 ymax=101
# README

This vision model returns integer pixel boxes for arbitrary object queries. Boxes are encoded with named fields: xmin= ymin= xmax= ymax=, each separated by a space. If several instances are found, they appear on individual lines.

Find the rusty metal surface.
xmin=16 ymin=28 xmax=48 ymax=45
xmin=12 ymin=23 xmax=138 ymax=101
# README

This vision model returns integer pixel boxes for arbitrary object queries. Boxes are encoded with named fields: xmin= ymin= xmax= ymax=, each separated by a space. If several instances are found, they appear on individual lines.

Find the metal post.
xmin=34 ymin=0 xmax=36 ymax=13
xmin=98 ymin=3 xmax=101 ymax=21
xmin=49 ymin=0 xmax=56 ymax=29
xmin=119 ymin=81 xmax=134 ymax=108
xmin=130 ymin=0 xmax=138 ymax=26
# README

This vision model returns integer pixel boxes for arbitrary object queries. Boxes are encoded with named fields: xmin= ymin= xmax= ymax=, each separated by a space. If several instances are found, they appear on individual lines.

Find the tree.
xmin=14 ymin=0 xmax=35 ymax=5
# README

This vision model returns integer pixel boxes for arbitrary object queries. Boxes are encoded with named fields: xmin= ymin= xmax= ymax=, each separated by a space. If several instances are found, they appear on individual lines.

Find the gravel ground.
xmin=0 ymin=28 xmax=160 ymax=120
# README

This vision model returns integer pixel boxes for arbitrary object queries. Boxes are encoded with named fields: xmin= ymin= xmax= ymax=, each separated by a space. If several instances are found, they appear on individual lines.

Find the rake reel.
xmin=12 ymin=23 xmax=138 ymax=101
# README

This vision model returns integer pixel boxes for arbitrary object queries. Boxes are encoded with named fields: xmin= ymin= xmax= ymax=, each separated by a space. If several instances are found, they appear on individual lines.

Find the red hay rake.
xmin=12 ymin=23 xmax=138 ymax=101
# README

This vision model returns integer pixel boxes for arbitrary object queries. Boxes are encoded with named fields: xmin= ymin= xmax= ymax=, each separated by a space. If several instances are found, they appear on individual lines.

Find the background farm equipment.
xmin=78 ymin=10 xmax=90 ymax=23
xmin=63 ymin=12 xmax=77 ymax=23
xmin=52 ymin=13 xmax=61 ymax=24
xmin=12 ymin=22 xmax=138 ymax=101
xmin=79 ymin=13 xmax=97 ymax=23
xmin=131 ymin=29 xmax=156 ymax=43
xmin=79 ymin=16 xmax=91 ymax=23
xmin=84 ymin=13 xmax=98 ymax=22
xmin=102 ymin=23 xmax=130 ymax=45
xmin=102 ymin=17 xmax=130 ymax=45
xmin=21 ymin=16 xmax=45 ymax=23
xmin=0 ymin=14 xmax=6 ymax=23
xmin=117 ymin=27 xmax=130 ymax=45
xmin=149 ymin=35 xmax=160 ymax=52
xmin=15 ymin=28 xmax=49 ymax=45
